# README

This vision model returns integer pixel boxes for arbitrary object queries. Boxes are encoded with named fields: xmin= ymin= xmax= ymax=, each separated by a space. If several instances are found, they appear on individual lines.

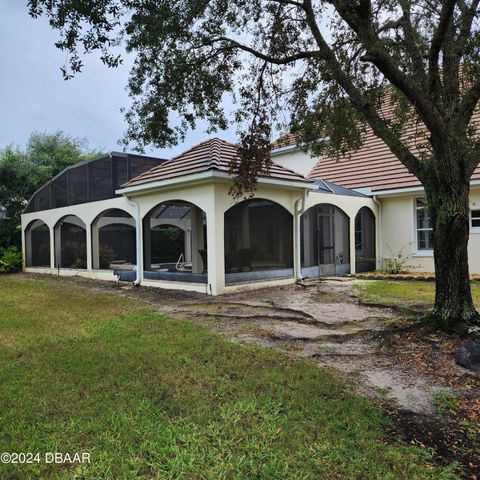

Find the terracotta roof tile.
xmin=122 ymin=138 xmax=311 ymax=188
xmin=273 ymin=111 xmax=480 ymax=192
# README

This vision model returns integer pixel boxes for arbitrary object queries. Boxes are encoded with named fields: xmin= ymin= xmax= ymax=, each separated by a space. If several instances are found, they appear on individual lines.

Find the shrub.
xmin=382 ymin=243 xmax=415 ymax=274
xmin=0 ymin=246 xmax=23 ymax=273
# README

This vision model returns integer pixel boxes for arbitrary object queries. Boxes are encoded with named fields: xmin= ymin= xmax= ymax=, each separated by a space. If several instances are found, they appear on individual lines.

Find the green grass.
xmin=0 ymin=277 xmax=458 ymax=479
xmin=354 ymin=279 xmax=480 ymax=309
xmin=433 ymin=392 xmax=459 ymax=414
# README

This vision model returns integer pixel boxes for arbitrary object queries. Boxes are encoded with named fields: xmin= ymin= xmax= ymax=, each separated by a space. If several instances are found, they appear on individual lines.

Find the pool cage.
xmin=24 ymin=152 xmax=165 ymax=213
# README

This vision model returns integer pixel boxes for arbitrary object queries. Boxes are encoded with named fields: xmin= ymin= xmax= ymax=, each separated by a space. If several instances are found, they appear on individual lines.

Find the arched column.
xmin=207 ymin=196 xmax=224 ymax=294
xmin=349 ymin=216 xmax=356 ymax=275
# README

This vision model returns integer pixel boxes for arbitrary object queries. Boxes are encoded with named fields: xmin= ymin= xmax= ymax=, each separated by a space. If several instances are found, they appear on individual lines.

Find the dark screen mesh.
xmin=301 ymin=204 xmax=349 ymax=268
xmin=225 ymin=200 xmax=293 ymax=273
xmin=51 ymin=172 xmax=68 ymax=208
xmin=95 ymin=209 xmax=136 ymax=269
xmin=114 ymin=157 xmax=129 ymax=190
xmin=99 ymin=225 xmax=136 ymax=268
xmin=26 ymin=222 xmax=50 ymax=267
xmin=58 ymin=218 xmax=87 ymax=268
xmin=355 ymin=207 xmax=376 ymax=272
xmin=26 ymin=154 xmax=165 ymax=213
xmin=68 ymin=165 xmax=88 ymax=205
xmin=90 ymin=158 xmax=112 ymax=201
xmin=151 ymin=226 xmax=185 ymax=264
xmin=130 ymin=157 xmax=160 ymax=179
xmin=35 ymin=185 xmax=51 ymax=211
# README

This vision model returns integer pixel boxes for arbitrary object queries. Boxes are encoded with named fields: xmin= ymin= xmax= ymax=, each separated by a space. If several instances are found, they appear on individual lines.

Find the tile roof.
xmin=273 ymin=114 xmax=480 ymax=192
xmin=122 ymin=138 xmax=311 ymax=188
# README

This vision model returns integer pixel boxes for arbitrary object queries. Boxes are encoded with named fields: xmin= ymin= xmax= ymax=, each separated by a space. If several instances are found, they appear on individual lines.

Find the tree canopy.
xmin=27 ymin=1 xmax=480 ymax=187
xmin=0 ymin=131 xmax=101 ymax=248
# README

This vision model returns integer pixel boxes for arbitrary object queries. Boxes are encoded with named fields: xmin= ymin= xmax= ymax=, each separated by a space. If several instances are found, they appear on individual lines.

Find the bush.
xmin=0 ymin=246 xmax=23 ymax=273
xmin=382 ymin=243 xmax=415 ymax=274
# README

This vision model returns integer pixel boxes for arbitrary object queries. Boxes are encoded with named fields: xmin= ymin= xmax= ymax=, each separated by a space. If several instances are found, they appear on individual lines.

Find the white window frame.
xmin=413 ymin=196 xmax=433 ymax=255
xmin=470 ymin=206 xmax=480 ymax=232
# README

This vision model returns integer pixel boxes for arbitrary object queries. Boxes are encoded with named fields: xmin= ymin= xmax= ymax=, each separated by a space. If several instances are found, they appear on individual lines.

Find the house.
xmin=21 ymin=138 xmax=378 ymax=294
xmin=272 ymin=127 xmax=480 ymax=275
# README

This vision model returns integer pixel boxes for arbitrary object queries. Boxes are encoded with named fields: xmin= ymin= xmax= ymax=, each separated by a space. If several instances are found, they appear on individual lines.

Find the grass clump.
xmin=354 ymin=280 xmax=480 ymax=309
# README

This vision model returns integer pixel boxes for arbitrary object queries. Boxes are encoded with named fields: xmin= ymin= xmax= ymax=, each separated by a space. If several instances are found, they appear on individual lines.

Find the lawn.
xmin=354 ymin=279 xmax=480 ymax=309
xmin=0 ymin=277 xmax=457 ymax=479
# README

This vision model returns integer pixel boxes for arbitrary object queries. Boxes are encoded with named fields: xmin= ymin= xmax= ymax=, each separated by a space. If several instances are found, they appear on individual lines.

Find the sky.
xmin=0 ymin=1 xmax=238 ymax=158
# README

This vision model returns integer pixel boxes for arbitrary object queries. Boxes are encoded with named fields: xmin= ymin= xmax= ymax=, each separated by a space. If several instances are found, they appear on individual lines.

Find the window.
xmin=471 ymin=209 xmax=480 ymax=229
xmin=415 ymin=197 xmax=433 ymax=251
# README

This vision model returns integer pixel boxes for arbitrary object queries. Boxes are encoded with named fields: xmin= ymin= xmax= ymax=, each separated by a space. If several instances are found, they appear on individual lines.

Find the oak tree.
xmin=28 ymin=0 xmax=480 ymax=329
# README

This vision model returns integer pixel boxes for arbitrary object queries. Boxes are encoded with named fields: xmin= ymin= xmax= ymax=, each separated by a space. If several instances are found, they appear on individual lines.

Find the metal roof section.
xmin=121 ymin=138 xmax=313 ymax=190
xmin=313 ymin=180 xmax=368 ymax=197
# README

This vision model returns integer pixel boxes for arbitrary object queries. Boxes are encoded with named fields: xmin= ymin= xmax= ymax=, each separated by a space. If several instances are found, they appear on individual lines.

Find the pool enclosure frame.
xmin=21 ymin=147 xmax=378 ymax=295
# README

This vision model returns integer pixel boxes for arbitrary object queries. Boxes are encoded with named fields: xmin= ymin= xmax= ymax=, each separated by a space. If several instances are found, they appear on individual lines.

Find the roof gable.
xmin=122 ymin=138 xmax=311 ymax=188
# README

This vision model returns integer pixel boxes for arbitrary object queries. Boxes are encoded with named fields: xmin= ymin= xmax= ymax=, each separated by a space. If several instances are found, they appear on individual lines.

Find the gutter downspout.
xmin=295 ymin=189 xmax=308 ymax=280
xmin=372 ymin=195 xmax=382 ymax=270
xmin=126 ymin=196 xmax=142 ymax=285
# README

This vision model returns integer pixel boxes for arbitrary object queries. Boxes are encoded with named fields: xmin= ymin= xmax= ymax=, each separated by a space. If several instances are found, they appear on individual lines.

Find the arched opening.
xmin=54 ymin=215 xmax=87 ymax=269
xmin=355 ymin=207 xmax=376 ymax=272
xmin=301 ymin=204 xmax=350 ymax=277
xmin=91 ymin=209 xmax=136 ymax=270
xmin=143 ymin=201 xmax=207 ymax=283
xmin=224 ymin=199 xmax=293 ymax=283
xmin=25 ymin=220 xmax=50 ymax=267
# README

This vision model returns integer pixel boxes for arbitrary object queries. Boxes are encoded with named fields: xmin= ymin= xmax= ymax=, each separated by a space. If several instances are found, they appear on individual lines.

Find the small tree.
xmin=0 ymin=131 xmax=100 ymax=247
xmin=28 ymin=1 xmax=480 ymax=330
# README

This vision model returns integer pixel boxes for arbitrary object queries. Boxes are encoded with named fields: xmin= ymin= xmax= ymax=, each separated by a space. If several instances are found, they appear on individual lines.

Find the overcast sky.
xmin=0 ymin=1 xmax=238 ymax=158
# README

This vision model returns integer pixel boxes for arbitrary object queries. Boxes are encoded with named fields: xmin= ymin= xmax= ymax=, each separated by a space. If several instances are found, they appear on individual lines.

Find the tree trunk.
xmin=427 ymin=182 xmax=480 ymax=330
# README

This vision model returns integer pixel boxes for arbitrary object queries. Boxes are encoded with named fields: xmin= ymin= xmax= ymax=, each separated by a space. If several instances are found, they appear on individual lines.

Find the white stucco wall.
xmin=271 ymin=148 xmax=319 ymax=177
xmin=378 ymin=186 xmax=480 ymax=274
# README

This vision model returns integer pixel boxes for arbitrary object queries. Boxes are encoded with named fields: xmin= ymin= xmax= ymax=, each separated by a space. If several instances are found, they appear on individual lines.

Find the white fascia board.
xmin=116 ymin=169 xmax=316 ymax=196
xmin=270 ymin=144 xmax=300 ymax=156
xmin=116 ymin=171 xmax=216 ymax=195
xmin=373 ymin=179 xmax=480 ymax=197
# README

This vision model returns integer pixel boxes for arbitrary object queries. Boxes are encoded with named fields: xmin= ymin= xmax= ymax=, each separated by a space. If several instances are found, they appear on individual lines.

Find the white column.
xmin=90 ymin=223 xmax=99 ymax=270
xmin=49 ymin=226 xmax=55 ymax=269
xmin=54 ymin=224 xmax=61 ymax=268
xmin=349 ymin=216 xmax=356 ymax=275
xmin=206 ymin=189 xmax=225 ymax=294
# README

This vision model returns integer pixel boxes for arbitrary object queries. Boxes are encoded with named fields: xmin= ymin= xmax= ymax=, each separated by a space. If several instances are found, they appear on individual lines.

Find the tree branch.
xmin=428 ymin=0 xmax=456 ymax=97
xmin=398 ymin=1 xmax=428 ymax=80
xmin=203 ymin=36 xmax=319 ymax=65
xmin=327 ymin=0 xmax=446 ymax=138
xmin=302 ymin=0 xmax=425 ymax=181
